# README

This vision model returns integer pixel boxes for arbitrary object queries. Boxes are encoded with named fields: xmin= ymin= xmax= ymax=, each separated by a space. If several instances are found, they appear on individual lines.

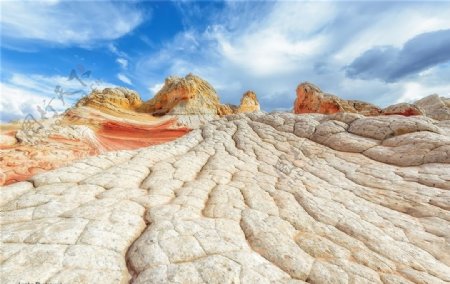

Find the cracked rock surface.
xmin=1 ymin=113 xmax=449 ymax=283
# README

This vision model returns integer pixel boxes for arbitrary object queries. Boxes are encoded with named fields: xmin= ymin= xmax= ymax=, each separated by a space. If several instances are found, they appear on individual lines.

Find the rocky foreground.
xmin=1 ymin=111 xmax=449 ymax=283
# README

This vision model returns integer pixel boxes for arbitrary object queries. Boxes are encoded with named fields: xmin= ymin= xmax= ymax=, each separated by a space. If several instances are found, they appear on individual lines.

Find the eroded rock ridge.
xmin=294 ymin=82 xmax=450 ymax=120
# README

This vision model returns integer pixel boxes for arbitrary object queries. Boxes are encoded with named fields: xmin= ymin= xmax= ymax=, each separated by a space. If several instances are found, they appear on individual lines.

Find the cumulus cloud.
xmin=1 ymin=1 xmax=144 ymax=46
xmin=135 ymin=1 xmax=450 ymax=110
xmin=346 ymin=29 xmax=450 ymax=82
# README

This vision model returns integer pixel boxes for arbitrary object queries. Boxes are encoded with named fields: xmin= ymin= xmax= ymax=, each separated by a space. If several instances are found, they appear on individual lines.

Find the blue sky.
xmin=1 ymin=0 xmax=450 ymax=122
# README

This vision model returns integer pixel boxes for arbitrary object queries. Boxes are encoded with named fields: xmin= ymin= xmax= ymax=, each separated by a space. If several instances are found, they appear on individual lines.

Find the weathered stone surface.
xmin=76 ymin=87 xmax=143 ymax=113
xmin=293 ymin=82 xmax=450 ymax=121
xmin=0 ymin=111 xmax=188 ymax=186
xmin=1 ymin=113 xmax=449 ymax=283
xmin=139 ymin=73 xmax=224 ymax=116
xmin=139 ymin=74 xmax=261 ymax=117
xmin=383 ymin=102 xmax=423 ymax=116
xmin=237 ymin=91 xmax=260 ymax=113
xmin=294 ymin=82 xmax=382 ymax=115
xmin=415 ymin=94 xmax=450 ymax=121
xmin=1 ymin=76 xmax=262 ymax=185
xmin=0 ymin=134 xmax=17 ymax=147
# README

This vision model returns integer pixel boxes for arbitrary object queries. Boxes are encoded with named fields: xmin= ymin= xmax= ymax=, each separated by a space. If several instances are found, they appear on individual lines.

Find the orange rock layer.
xmin=294 ymin=82 xmax=382 ymax=115
xmin=0 ymin=133 xmax=99 ymax=185
xmin=0 ymin=115 xmax=189 ymax=186
xmin=97 ymin=119 xmax=189 ymax=151
xmin=293 ymin=82 xmax=435 ymax=118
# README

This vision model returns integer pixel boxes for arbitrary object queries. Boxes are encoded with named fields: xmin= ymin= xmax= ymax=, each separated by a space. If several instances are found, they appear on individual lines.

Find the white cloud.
xmin=135 ymin=1 xmax=450 ymax=111
xmin=108 ymin=43 xmax=129 ymax=58
xmin=117 ymin=73 xmax=132 ymax=85
xmin=397 ymin=82 xmax=431 ymax=103
xmin=395 ymin=67 xmax=450 ymax=104
xmin=334 ymin=5 xmax=450 ymax=62
xmin=116 ymin=58 xmax=129 ymax=69
xmin=213 ymin=27 xmax=327 ymax=76
xmin=196 ymin=2 xmax=336 ymax=78
xmin=149 ymin=83 xmax=164 ymax=95
xmin=1 ymin=1 xmax=144 ymax=46
xmin=0 ymin=82 xmax=66 ymax=123
xmin=0 ymin=72 xmax=116 ymax=123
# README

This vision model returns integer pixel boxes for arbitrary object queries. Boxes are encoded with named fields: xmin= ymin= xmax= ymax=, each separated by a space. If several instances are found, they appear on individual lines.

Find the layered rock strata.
xmin=0 ymin=107 xmax=189 ymax=186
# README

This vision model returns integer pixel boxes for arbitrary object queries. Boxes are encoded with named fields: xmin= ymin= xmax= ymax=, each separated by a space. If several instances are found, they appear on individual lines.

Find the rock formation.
xmin=1 ymin=76 xmax=264 ymax=185
xmin=415 ymin=94 xmax=450 ymax=121
xmin=139 ymin=74 xmax=223 ymax=116
xmin=383 ymin=102 xmax=423 ymax=116
xmin=0 ymin=134 xmax=17 ymax=146
xmin=2 ymin=74 xmax=450 ymax=283
xmin=1 ymin=128 xmax=100 ymax=186
xmin=294 ymin=82 xmax=382 ymax=115
xmin=139 ymin=74 xmax=261 ymax=117
xmin=1 ymin=112 xmax=449 ymax=283
xmin=293 ymin=82 xmax=450 ymax=119
xmin=76 ymin=87 xmax=143 ymax=114
xmin=75 ymin=76 xmax=262 ymax=119
xmin=237 ymin=91 xmax=260 ymax=113
xmin=0 ymin=103 xmax=189 ymax=186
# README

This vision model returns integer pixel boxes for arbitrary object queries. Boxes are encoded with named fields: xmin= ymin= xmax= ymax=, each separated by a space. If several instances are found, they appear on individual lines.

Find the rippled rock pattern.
xmin=1 ymin=113 xmax=449 ymax=283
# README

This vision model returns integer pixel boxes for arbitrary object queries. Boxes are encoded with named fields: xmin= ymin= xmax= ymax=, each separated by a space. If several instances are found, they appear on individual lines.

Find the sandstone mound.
xmin=139 ymin=74 xmax=223 ymax=116
xmin=294 ymin=82 xmax=450 ymax=120
xmin=1 ymin=113 xmax=449 ymax=283
xmin=237 ymin=90 xmax=260 ymax=113
xmin=76 ymin=87 xmax=143 ymax=114
xmin=139 ymin=74 xmax=261 ymax=118
xmin=415 ymin=94 xmax=450 ymax=121
xmin=294 ymin=82 xmax=382 ymax=115
xmin=383 ymin=102 xmax=423 ymax=116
